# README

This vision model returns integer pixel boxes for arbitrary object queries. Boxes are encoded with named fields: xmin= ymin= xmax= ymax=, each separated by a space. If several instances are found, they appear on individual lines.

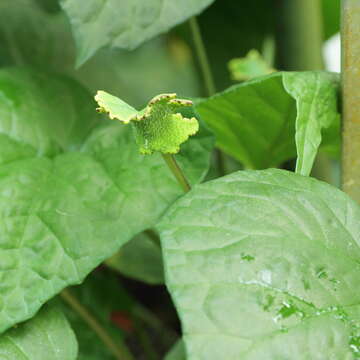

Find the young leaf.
xmin=158 ymin=169 xmax=360 ymax=359
xmin=0 ymin=67 xmax=213 ymax=334
xmin=107 ymin=231 xmax=164 ymax=285
xmin=0 ymin=305 xmax=78 ymax=359
xmin=228 ymin=49 xmax=275 ymax=81
xmin=60 ymin=0 xmax=215 ymax=66
xmin=61 ymin=271 xmax=133 ymax=360
xmin=283 ymin=72 xmax=340 ymax=176
xmin=195 ymin=71 xmax=340 ymax=175
xmin=95 ymin=91 xmax=199 ymax=154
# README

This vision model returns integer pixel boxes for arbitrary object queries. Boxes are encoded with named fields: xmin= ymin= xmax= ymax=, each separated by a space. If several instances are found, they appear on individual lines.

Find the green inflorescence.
xmin=95 ymin=91 xmax=199 ymax=154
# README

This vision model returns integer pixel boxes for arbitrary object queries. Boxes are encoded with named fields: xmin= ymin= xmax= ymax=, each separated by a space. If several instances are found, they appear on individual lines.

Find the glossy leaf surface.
xmin=159 ymin=169 xmax=360 ymax=359
xmin=0 ymin=67 xmax=213 ymax=333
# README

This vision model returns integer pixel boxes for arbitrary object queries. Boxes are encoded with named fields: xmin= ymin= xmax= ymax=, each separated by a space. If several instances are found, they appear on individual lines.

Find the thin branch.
xmin=61 ymin=289 xmax=134 ymax=360
xmin=162 ymin=154 xmax=191 ymax=192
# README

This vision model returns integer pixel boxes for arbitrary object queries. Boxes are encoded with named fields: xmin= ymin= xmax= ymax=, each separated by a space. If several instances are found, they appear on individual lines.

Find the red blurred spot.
xmin=111 ymin=311 xmax=134 ymax=333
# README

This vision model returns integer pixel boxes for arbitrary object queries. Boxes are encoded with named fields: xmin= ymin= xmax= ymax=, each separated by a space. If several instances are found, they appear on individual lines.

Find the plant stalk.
xmin=189 ymin=16 xmax=226 ymax=175
xmin=189 ymin=16 xmax=216 ymax=97
xmin=341 ymin=0 xmax=360 ymax=202
xmin=162 ymin=154 xmax=191 ymax=192
xmin=61 ymin=289 xmax=134 ymax=360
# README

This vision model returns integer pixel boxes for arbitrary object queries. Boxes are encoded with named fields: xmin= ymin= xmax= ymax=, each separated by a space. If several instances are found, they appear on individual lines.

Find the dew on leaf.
xmin=260 ymin=269 xmax=272 ymax=285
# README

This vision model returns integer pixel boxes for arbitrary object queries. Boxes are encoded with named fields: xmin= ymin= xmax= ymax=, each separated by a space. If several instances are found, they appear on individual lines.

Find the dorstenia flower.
xmin=95 ymin=91 xmax=199 ymax=154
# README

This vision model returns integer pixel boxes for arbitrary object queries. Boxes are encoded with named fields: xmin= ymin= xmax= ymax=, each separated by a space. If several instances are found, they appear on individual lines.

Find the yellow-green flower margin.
xmin=95 ymin=91 xmax=199 ymax=154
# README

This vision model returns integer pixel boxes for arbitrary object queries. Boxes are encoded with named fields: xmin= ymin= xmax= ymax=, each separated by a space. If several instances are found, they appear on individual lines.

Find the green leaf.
xmin=60 ymin=0 xmax=215 ymax=66
xmin=195 ymin=73 xmax=296 ymax=169
xmin=95 ymin=91 xmax=199 ymax=154
xmin=0 ymin=67 xmax=213 ymax=334
xmin=195 ymin=71 xmax=340 ymax=174
xmin=0 ymin=305 xmax=78 ymax=359
xmin=107 ymin=231 xmax=164 ymax=285
xmin=0 ymin=1 xmax=201 ymax=110
xmin=158 ymin=169 xmax=360 ymax=359
xmin=228 ymin=50 xmax=275 ymax=81
xmin=165 ymin=339 xmax=186 ymax=360
xmin=282 ymin=71 xmax=340 ymax=176
xmin=62 ymin=271 xmax=133 ymax=360
xmin=0 ymin=67 xmax=99 ymax=159
xmin=0 ymin=0 xmax=75 ymax=70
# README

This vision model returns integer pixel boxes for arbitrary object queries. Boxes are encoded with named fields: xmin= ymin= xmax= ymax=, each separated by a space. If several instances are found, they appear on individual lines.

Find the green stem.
xmin=134 ymin=317 xmax=159 ymax=360
xmin=61 ymin=289 xmax=134 ymax=360
xmin=262 ymin=35 xmax=276 ymax=68
xmin=132 ymin=304 xmax=177 ymax=346
xmin=162 ymin=154 xmax=191 ymax=192
xmin=189 ymin=16 xmax=226 ymax=175
xmin=341 ymin=0 xmax=360 ymax=202
xmin=189 ymin=16 xmax=216 ymax=97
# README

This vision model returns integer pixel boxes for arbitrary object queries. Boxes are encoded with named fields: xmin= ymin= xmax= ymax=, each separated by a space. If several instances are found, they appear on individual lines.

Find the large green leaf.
xmin=0 ymin=67 xmax=213 ymax=334
xmin=0 ymin=305 xmax=78 ymax=359
xmin=0 ymin=1 xmax=201 ymax=109
xmin=0 ymin=67 xmax=99 ymax=159
xmin=60 ymin=0 xmax=215 ymax=65
xmin=158 ymin=169 xmax=360 ymax=359
xmin=0 ymin=0 xmax=74 ymax=70
xmin=107 ymin=231 xmax=164 ymax=285
xmin=195 ymin=71 xmax=340 ymax=174
xmin=62 ymin=270 xmax=133 ymax=360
